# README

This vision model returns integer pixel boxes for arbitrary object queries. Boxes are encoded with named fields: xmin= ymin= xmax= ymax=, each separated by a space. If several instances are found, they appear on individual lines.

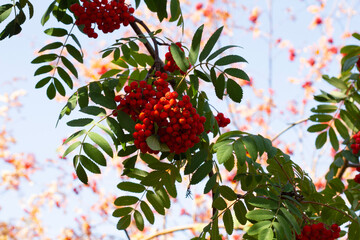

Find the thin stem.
xmin=124 ymin=229 xmax=131 ymax=240
xmin=301 ymin=200 xmax=356 ymax=222
xmin=272 ymin=118 xmax=309 ymax=142
xmin=274 ymin=156 xmax=296 ymax=191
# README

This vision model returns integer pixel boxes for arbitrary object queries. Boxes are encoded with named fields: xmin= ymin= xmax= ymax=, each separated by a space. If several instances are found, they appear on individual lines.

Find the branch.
xmin=140 ymin=223 xmax=244 ymax=240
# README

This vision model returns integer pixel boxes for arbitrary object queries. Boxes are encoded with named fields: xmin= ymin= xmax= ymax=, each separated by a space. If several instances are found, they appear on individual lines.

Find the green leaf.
xmin=315 ymin=131 xmax=327 ymax=149
xmin=82 ymin=142 xmax=107 ymax=167
xmin=133 ymin=210 xmax=144 ymax=231
xmin=61 ymin=56 xmax=78 ymax=78
xmin=146 ymin=135 xmax=161 ymax=151
xmin=75 ymin=163 xmax=88 ymax=184
xmin=242 ymin=136 xmax=258 ymax=160
xmin=112 ymin=207 xmax=133 ymax=217
xmin=223 ymin=209 xmax=234 ymax=235
xmin=67 ymin=118 xmax=93 ymax=127
xmin=334 ymin=119 xmax=349 ymax=139
xmin=155 ymin=186 xmax=171 ymax=209
xmin=246 ymin=209 xmax=275 ymax=221
xmin=34 ymin=65 xmax=54 ymax=76
xmin=46 ymin=83 xmax=56 ymax=99
xmin=116 ymin=215 xmax=131 ymax=230
xmin=199 ymin=26 xmax=224 ymax=62
xmin=342 ymin=56 xmax=359 ymax=72
xmin=227 ymin=79 xmax=243 ymax=103
xmin=309 ymin=114 xmax=333 ymax=122
xmin=64 ymin=130 xmax=86 ymax=145
xmin=216 ymin=143 xmax=233 ymax=164
xmin=234 ymin=139 xmax=246 ymax=166
xmin=41 ymin=1 xmax=56 ymax=25
xmin=35 ymin=77 xmax=51 ymax=89
xmin=169 ymin=0 xmax=181 ymax=22
xmin=78 ymin=86 xmax=89 ymax=109
xmin=44 ymin=27 xmax=68 ymax=37
xmin=63 ymin=141 xmax=81 ymax=157
xmin=279 ymin=207 xmax=301 ymax=234
xmin=80 ymin=106 xmax=106 ymax=116
xmin=31 ymin=54 xmax=58 ymax=64
xmin=259 ymin=228 xmax=273 ymax=240
xmin=117 ymin=110 xmax=136 ymax=132
xmin=204 ymin=173 xmax=217 ymax=194
xmin=78 ymin=154 xmax=101 ymax=174
xmin=214 ymin=73 xmax=225 ymax=100
xmin=54 ymin=77 xmax=66 ymax=96
xmin=100 ymin=69 xmax=122 ymax=79
xmin=233 ymin=201 xmax=247 ymax=225
xmin=215 ymin=55 xmax=247 ymax=66
xmin=118 ymin=145 xmax=137 ymax=157
xmin=170 ymin=43 xmax=189 ymax=72
xmin=114 ymin=196 xmax=139 ymax=206
xmin=219 ymin=185 xmax=237 ymax=201
xmin=0 ymin=4 xmax=13 ymax=23
xmin=140 ymin=201 xmax=155 ymax=224
xmin=190 ymin=161 xmax=213 ymax=185
xmin=39 ymin=42 xmax=63 ymax=52
xmin=207 ymin=45 xmax=241 ymax=62
xmin=57 ymin=66 xmax=73 ymax=89
xmin=307 ymin=124 xmax=328 ymax=133
xmin=146 ymin=191 xmax=165 ymax=215
xmin=328 ymin=126 xmax=339 ymax=151
xmin=189 ymin=24 xmax=204 ymax=65
xmin=323 ymin=76 xmax=348 ymax=90
xmin=212 ymin=197 xmax=227 ymax=210
xmin=311 ymin=104 xmax=338 ymax=113
xmin=117 ymin=182 xmax=146 ymax=193
xmin=88 ymin=132 xmax=113 ymax=157
xmin=248 ymin=197 xmax=278 ymax=209
xmin=225 ymin=68 xmax=249 ymax=81
xmin=247 ymin=221 xmax=272 ymax=236
xmin=65 ymin=44 xmax=83 ymax=63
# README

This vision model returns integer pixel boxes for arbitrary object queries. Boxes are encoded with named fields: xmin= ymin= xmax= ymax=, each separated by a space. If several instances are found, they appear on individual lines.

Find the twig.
xmin=140 ymin=223 xmax=244 ymax=240
xmin=272 ymin=118 xmax=308 ymax=142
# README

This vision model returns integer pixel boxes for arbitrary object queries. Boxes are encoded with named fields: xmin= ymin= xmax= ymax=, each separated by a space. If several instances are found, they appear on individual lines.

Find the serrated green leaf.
xmin=215 ymin=73 xmax=225 ymax=99
xmin=79 ymin=106 xmax=106 ymax=116
xmin=242 ymin=136 xmax=257 ymax=160
xmin=77 ymin=86 xmax=89 ymax=109
xmin=204 ymin=173 xmax=217 ymax=194
xmin=315 ymin=131 xmax=327 ymax=149
xmin=199 ymin=26 xmax=224 ymax=62
xmin=216 ymin=143 xmax=233 ymax=164
xmin=66 ymin=44 xmax=83 ymax=63
xmin=75 ymin=163 xmax=88 ymax=184
xmin=47 ymin=82 xmax=56 ymax=99
xmin=309 ymin=114 xmax=333 ymax=122
xmin=219 ymin=185 xmax=237 ymax=201
xmin=247 ymin=221 xmax=272 ymax=236
xmin=212 ymin=197 xmax=227 ymax=210
xmin=311 ymin=104 xmax=338 ymax=113
xmin=112 ymin=207 xmax=133 ymax=217
xmin=328 ymin=126 xmax=339 ymax=151
xmin=61 ymin=56 xmax=78 ymax=78
xmin=133 ymin=210 xmax=144 ymax=231
xmin=246 ymin=209 xmax=275 ymax=221
xmin=146 ymin=191 xmax=165 ymax=215
xmin=87 ymin=132 xmax=113 ymax=157
xmin=248 ymin=197 xmax=278 ymax=209
xmin=116 ymin=215 xmax=131 ymax=230
xmin=334 ymin=119 xmax=349 ymax=139
xmin=32 ymin=54 xmax=58 ymax=64
xmin=189 ymin=24 xmax=204 ymax=65
xmin=233 ymin=139 xmax=246 ymax=166
xmin=227 ymin=79 xmax=243 ymax=103
xmin=100 ymin=69 xmax=122 ymax=79
xmin=259 ymin=228 xmax=273 ymax=240
xmin=82 ymin=142 xmax=107 ymax=166
xmin=117 ymin=182 xmax=146 ymax=193
xmin=140 ymin=201 xmax=154 ymax=224
xmin=116 ymin=110 xmax=136 ymax=132
xmin=114 ymin=196 xmax=139 ymax=206
xmin=215 ymin=55 xmax=247 ymax=66
xmin=233 ymin=200 xmax=247 ymax=225
xmin=190 ymin=161 xmax=213 ymax=185
xmin=44 ymin=27 xmax=67 ymax=37
xmin=64 ymin=130 xmax=86 ymax=145
xmin=78 ymin=154 xmax=101 ymax=174
xmin=41 ymin=1 xmax=56 ymax=25
xmin=67 ymin=118 xmax=93 ymax=127
xmin=63 ymin=141 xmax=81 ymax=157
xmin=225 ymin=68 xmax=250 ymax=81
xmin=34 ymin=65 xmax=54 ymax=76
xmin=279 ymin=207 xmax=301 ymax=234
xmin=170 ymin=43 xmax=189 ymax=72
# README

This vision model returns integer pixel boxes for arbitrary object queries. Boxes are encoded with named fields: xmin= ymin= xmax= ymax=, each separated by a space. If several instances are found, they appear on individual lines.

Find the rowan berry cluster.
xmin=215 ymin=113 xmax=231 ymax=128
xmin=354 ymin=166 xmax=360 ymax=184
xmin=296 ymin=223 xmax=340 ymax=240
xmin=114 ymin=71 xmax=205 ymax=154
xmin=164 ymin=42 xmax=191 ymax=74
xmin=350 ymin=132 xmax=360 ymax=155
xmin=70 ymin=0 xmax=135 ymax=38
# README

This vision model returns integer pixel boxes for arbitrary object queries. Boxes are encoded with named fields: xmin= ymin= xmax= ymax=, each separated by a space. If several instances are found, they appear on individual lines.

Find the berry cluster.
xmin=114 ymin=71 xmax=205 ymax=154
xmin=296 ymin=223 xmax=340 ymax=240
xmin=164 ymin=42 xmax=191 ymax=74
xmin=354 ymin=166 xmax=360 ymax=184
xmin=350 ymin=132 xmax=360 ymax=155
xmin=70 ymin=0 xmax=135 ymax=38
xmin=215 ymin=113 xmax=231 ymax=128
